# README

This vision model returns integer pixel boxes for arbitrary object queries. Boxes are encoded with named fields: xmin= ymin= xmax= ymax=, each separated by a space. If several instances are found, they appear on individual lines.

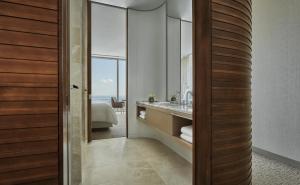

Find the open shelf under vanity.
xmin=137 ymin=106 xmax=146 ymax=121
xmin=136 ymin=102 xmax=192 ymax=149
xmin=172 ymin=114 xmax=193 ymax=149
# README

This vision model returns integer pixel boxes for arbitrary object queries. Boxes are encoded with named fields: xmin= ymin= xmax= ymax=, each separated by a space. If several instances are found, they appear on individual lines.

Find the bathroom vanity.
xmin=137 ymin=102 xmax=192 ymax=149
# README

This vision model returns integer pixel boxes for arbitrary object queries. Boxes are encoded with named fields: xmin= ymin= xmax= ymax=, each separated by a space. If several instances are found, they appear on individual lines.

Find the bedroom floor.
xmin=82 ymin=137 xmax=300 ymax=185
xmin=91 ymin=112 xmax=126 ymax=140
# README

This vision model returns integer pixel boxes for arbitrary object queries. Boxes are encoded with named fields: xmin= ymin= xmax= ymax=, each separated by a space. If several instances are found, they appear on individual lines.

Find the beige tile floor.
xmin=83 ymin=137 xmax=300 ymax=185
xmin=83 ymin=137 xmax=192 ymax=185
xmin=91 ymin=113 xmax=126 ymax=140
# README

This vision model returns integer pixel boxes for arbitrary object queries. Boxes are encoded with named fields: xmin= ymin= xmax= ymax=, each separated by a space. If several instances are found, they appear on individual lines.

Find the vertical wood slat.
xmin=211 ymin=0 xmax=252 ymax=185
xmin=193 ymin=0 xmax=212 ymax=184
xmin=194 ymin=0 xmax=252 ymax=184
xmin=0 ymin=0 xmax=61 ymax=184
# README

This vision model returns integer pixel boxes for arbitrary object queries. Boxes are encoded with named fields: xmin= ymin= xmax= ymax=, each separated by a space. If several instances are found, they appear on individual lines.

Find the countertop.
xmin=137 ymin=101 xmax=192 ymax=120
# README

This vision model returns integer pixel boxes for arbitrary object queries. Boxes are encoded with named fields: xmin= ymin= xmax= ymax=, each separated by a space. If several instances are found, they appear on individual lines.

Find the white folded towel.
xmin=181 ymin=125 xmax=193 ymax=137
xmin=139 ymin=114 xmax=145 ymax=119
xmin=140 ymin=111 xmax=146 ymax=116
xmin=180 ymin=134 xmax=193 ymax=144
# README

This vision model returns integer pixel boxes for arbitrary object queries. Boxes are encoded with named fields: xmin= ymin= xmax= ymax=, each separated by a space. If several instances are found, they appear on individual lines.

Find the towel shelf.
xmin=137 ymin=103 xmax=192 ymax=150
xmin=173 ymin=136 xmax=192 ymax=149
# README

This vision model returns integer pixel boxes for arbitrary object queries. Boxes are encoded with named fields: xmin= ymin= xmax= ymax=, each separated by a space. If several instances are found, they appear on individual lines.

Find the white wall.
xmin=167 ymin=17 xmax=181 ymax=100
xmin=91 ymin=4 xmax=126 ymax=58
xmin=128 ymin=6 xmax=192 ymax=162
xmin=128 ymin=5 xmax=167 ymax=138
xmin=252 ymin=0 xmax=300 ymax=161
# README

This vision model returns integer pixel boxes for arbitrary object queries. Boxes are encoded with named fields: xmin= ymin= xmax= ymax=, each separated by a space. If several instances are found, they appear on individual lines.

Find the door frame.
xmin=82 ymin=0 xmax=252 ymax=185
xmin=59 ymin=0 xmax=70 ymax=184
xmin=84 ymin=0 xmax=211 ymax=184
xmin=87 ymin=1 xmax=213 ymax=183
xmin=193 ymin=0 xmax=212 ymax=184
xmin=87 ymin=0 xmax=92 ymax=142
xmin=87 ymin=1 xmax=129 ymax=142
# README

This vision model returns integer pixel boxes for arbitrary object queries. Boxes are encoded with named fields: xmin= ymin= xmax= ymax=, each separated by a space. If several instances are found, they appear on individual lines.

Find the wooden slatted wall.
xmin=211 ymin=0 xmax=252 ymax=184
xmin=0 ymin=0 xmax=60 ymax=184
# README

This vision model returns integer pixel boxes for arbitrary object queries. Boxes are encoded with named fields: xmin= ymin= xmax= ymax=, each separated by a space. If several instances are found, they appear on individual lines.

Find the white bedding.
xmin=92 ymin=103 xmax=118 ymax=125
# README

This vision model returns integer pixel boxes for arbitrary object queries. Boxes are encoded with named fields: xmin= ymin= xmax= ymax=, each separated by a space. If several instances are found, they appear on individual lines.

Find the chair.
xmin=111 ymin=97 xmax=125 ymax=113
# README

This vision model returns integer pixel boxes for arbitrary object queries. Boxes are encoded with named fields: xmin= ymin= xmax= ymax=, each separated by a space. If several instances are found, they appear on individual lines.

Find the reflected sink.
xmin=154 ymin=102 xmax=177 ymax=106
xmin=152 ymin=102 xmax=192 ymax=112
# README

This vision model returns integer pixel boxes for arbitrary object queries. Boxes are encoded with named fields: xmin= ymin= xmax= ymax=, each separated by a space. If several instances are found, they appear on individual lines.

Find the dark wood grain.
xmin=0 ymin=101 xmax=58 ymax=115
xmin=0 ymin=0 xmax=63 ymax=184
xmin=0 ymin=153 xmax=58 ymax=173
xmin=0 ymin=1 xmax=58 ymax=23
xmin=0 ymin=16 xmax=58 ymax=36
xmin=87 ymin=0 xmax=92 ymax=142
xmin=211 ymin=0 xmax=252 ymax=184
xmin=0 ymin=87 xmax=58 ymax=101
xmin=0 ymin=166 xmax=58 ymax=185
xmin=0 ymin=114 xmax=58 ymax=130
xmin=0 ymin=58 xmax=58 ymax=75
xmin=0 ymin=73 xmax=57 ymax=85
xmin=0 ymin=140 xmax=58 ymax=158
xmin=58 ymin=0 xmax=68 ymax=183
xmin=194 ymin=0 xmax=252 ymax=184
xmin=193 ymin=0 xmax=212 ymax=184
xmin=0 ymin=127 xmax=58 ymax=144
xmin=21 ymin=179 xmax=59 ymax=185
xmin=2 ymin=0 xmax=58 ymax=10
xmin=0 ymin=45 xmax=58 ymax=62
xmin=0 ymin=30 xmax=58 ymax=49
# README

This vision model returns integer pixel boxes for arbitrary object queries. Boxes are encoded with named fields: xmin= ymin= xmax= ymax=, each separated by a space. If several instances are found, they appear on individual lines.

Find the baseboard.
xmin=253 ymin=146 xmax=300 ymax=169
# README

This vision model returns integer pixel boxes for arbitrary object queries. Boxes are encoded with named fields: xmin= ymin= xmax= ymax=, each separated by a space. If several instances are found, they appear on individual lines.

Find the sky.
xmin=92 ymin=57 xmax=126 ymax=98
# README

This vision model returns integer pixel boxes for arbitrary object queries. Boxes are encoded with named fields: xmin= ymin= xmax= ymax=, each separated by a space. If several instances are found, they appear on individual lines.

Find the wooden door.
xmin=0 ymin=0 xmax=65 ymax=184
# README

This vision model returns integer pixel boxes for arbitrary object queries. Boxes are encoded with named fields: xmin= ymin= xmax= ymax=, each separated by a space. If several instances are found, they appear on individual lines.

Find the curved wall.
xmin=194 ymin=0 xmax=252 ymax=184
xmin=128 ymin=4 xmax=193 ymax=162
xmin=127 ymin=5 xmax=167 ymax=138
xmin=211 ymin=0 xmax=252 ymax=184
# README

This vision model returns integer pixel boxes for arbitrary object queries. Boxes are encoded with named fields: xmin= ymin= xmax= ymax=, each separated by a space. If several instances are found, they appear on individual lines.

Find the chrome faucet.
xmin=184 ymin=90 xmax=193 ymax=106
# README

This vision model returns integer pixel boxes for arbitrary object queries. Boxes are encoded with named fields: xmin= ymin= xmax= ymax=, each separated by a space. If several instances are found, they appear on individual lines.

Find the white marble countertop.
xmin=137 ymin=101 xmax=192 ymax=120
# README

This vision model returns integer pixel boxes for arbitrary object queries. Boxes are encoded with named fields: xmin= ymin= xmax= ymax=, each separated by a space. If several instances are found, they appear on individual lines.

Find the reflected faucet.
xmin=184 ymin=90 xmax=193 ymax=106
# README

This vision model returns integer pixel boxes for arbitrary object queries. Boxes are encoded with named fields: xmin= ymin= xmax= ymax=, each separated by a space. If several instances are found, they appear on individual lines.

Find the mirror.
xmin=166 ymin=0 xmax=193 ymax=105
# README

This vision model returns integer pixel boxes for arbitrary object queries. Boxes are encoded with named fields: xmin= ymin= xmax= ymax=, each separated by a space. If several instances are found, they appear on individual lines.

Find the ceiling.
xmin=167 ymin=0 xmax=192 ymax=22
xmin=92 ymin=0 xmax=192 ymax=21
xmin=92 ymin=0 xmax=165 ymax=10
xmin=91 ymin=4 xmax=126 ymax=58
xmin=91 ymin=0 xmax=192 ymax=57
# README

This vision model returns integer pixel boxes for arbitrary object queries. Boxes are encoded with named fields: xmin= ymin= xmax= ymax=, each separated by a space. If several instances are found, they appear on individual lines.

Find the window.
xmin=118 ymin=59 xmax=126 ymax=101
xmin=92 ymin=57 xmax=126 ymax=103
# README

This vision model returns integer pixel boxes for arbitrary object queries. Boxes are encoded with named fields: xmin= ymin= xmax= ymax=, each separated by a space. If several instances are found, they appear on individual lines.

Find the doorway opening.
xmin=88 ymin=2 xmax=128 ymax=141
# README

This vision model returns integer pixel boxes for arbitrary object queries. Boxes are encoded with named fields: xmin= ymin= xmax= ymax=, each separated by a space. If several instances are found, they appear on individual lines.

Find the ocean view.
xmin=92 ymin=95 xmax=126 ymax=103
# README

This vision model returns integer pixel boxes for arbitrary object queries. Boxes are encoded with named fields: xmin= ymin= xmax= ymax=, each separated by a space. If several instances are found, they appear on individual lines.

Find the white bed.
xmin=92 ymin=103 xmax=118 ymax=129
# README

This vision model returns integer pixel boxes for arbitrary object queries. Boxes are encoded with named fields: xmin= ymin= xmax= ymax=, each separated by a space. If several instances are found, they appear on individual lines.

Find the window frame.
xmin=91 ymin=55 xmax=126 ymax=102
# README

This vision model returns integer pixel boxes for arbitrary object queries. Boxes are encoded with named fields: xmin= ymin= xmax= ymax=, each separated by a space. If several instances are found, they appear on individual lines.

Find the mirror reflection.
xmin=167 ymin=0 xmax=193 ymax=106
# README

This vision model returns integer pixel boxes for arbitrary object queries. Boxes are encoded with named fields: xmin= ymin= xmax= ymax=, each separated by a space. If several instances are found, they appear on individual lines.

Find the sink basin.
xmin=154 ymin=102 xmax=179 ymax=106
xmin=153 ymin=102 xmax=192 ymax=110
xmin=138 ymin=101 xmax=193 ymax=115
